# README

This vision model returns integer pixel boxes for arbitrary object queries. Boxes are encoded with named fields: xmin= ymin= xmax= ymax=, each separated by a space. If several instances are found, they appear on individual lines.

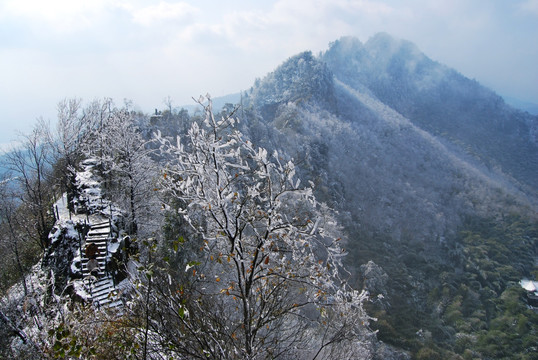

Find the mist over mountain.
xmin=503 ymin=95 xmax=538 ymax=115
xmin=323 ymin=33 xmax=538 ymax=192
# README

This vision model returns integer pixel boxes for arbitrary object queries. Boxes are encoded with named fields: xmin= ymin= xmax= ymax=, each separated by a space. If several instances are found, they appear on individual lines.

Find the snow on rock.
xmin=73 ymin=280 xmax=92 ymax=301
xmin=108 ymin=240 xmax=121 ymax=254
xmin=360 ymin=260 xmax=389 ymax=299
xmin=71 ymin=252 xmax=82 ymax=274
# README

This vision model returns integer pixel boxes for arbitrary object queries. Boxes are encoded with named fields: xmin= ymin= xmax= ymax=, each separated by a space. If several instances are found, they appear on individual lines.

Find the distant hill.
xmin=179 ymin=92 xmax=241 ymax=114
xmin=0 ymin=152 xmax=12 ymax=179
xmin=503 ymin=95 xmax=538 ymax=115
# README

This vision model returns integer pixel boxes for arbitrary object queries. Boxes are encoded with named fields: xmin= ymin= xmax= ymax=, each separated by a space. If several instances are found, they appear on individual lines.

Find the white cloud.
xmin=171 ymin=0 xmax=396 ymax=56
xmin=1 ymin=0 xmax=116 ymax=32
xmin=130 ymin=1 xmax=198 ymax=27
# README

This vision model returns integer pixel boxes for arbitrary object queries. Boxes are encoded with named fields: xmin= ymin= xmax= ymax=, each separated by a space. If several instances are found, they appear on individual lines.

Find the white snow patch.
xmin=71 ymin=254 xmax=82 ymax=274
xmin=108 ymin=241 xmax=120 ymax=253
xmin=520 ymin=279 xmax=538 ymax=295
xmin=73 ymin=281 xmax=92 ymax=301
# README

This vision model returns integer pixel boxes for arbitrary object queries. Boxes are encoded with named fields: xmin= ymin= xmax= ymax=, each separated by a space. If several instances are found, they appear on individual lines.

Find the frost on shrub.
xmin=152 ymin=96 xmax=375 ymax=358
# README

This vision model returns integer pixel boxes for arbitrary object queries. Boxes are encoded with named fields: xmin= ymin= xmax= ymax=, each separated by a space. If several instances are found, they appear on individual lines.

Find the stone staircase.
xmin=82 ymin=220 xmax=123 ymax=309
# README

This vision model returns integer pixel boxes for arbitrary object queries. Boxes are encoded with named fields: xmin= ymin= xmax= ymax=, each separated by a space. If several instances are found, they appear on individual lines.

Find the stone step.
xmin=87 ymin=234 xmax=110 ymax=239
xmin=93 ymin=277 xmax=113 ymax=286
xmin=86 ymin=240 xmax=109 ymax=246
xmin=106 ymin=300 xmax=123 ymax=308
xmin=82 ymin=265 xmax=106 ymax=273
xmin=82 ymin=268 xmax=106 ymax=276
xmin=86 ymin=236 xmax=108 ymax=241
xmin=86 ymin=240 xmax=110 ymax=246
xmin=83 ymin=245 xmax=107 ymax=253
xmin=82 ymin=264 xmax=106 ymax=272
xmin=84 ymin=272 xmax=106 ymax=280
xmin=82 ymin=262 xmax=106 ymax=269
xmin=84 ymin=255 xmax=106 ymax=261
xmin=87 ymin=232 xmax=110 ymax=238
xmin=92 ymin=220 xmax=110 ymax=225
xmin=85 ymin=244 xmax=108 ymax=251
xmin=83 ymin=262 xmax=106 ymax=269
xmin=92 ymin=279 xmax=113 ymax=289
xmin=88 ymin=227 xmax=110 ymax=232
xmin=88 ymin=226 xmax=110 ymax=232
xmin=93 ymin=276 xmax=114 ymax=289
xmin=85 ymin=277 xmax=113 ymax=291
xmin=86 ymin=238 xmax=110 ymax=244
xmin=84 ymin=242 xmax=107 ymax=249
xmin=97 ymin=298 xmax=123 ymax=309
xmin=82 ymin=262 xmax=106 ymax=270
xmin=93 ymin=287 xmax=114 ymax=299
xmin=82 ymin=255 xmax=106 ymax=261
xmin=92 ymin=292 xmax=112 ymax=301
xmin=86 ymin=275 xmax=123 ymax=309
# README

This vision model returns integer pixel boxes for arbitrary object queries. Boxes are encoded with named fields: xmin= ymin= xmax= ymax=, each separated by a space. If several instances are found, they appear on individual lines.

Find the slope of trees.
xmin=239 ymin=37 xmax=538 ymax=358
xmin=0 ymin=122 xmax=57 ymax=296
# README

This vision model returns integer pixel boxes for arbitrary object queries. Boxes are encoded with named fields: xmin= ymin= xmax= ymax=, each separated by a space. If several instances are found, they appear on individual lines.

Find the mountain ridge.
xmin=322 ymin=34 xmax=538 ymax=191
xmin=241 ymin=34 xmax=536 ymax=224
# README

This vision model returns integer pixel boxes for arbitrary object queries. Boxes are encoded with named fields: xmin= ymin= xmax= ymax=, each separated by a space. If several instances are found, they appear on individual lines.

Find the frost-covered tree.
xmin=79 ymin=100 xmax=157 ymax=234
xmin=48 ymin=98 xmax=95 ymax=211
xmin=0 ymin=178 xmax=31 ymax=295
xmin=150 ymin=96 xmax=374 ymax=359
xmin=3 ymin=122 xmax=55 ymax=250
xmin=100 ymin=108 xmax=156 ymax=234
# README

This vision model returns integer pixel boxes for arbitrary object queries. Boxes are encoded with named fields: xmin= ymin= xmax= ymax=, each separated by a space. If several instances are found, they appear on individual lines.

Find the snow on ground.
xmin=71 ymin=252 xmax=82 ymax=274
xmin=53 ymin=192 xmax=104 ymax=224
xmin=108 ymin=240 xmax=120 ymax=253
xmin=73 ymin=280 xmax=92 ymax=301
xmin=520 ymin=279 xmax=538 ymax=295
xmin=2 ymin=157 xmax=133 ymax=358
xmin=53 ymin=190 xmax=117 ymax=229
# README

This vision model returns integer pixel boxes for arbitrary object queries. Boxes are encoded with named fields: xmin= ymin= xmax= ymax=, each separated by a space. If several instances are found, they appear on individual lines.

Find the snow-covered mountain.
xmin=238 ymin=34 xmax=536 ymax=250
xmin=231 ymin=33 xmax=538 ymax=356
xmin=323 ymin=33 xmax=538 ymax=191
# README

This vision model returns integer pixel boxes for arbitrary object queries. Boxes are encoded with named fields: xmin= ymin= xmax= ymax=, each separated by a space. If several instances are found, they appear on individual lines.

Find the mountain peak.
xmin=249 ymin=50 xmax=336 ymax=113
xmin=366 ymin=32 xmax=404 ymax=50
xmin=328 ymin=35 xmax=364 ymax=53
xmin=366 ymin=33 xmax=426 ymax=67
xmin=326 ymin=33 xmax=423 ymax=62
xmin=322 ymin=33 xmax=538 ymax=190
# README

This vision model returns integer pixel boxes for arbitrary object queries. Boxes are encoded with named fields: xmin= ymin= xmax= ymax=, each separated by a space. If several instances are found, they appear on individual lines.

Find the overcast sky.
xmin=1 ymin=0 xmax=537 ymax=148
